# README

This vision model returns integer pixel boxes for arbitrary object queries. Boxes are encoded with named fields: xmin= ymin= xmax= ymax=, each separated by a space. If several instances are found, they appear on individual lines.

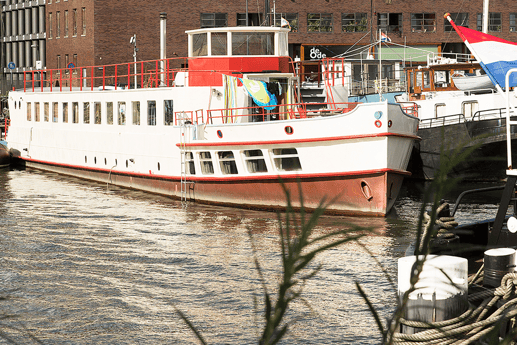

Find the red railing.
xmin=400 ymin=102 xmax=419 ymax=117
xmin=4 ymin=118 xmax=10 ymax=138
xmin=22 ymin=57 xmax=190 ymax=92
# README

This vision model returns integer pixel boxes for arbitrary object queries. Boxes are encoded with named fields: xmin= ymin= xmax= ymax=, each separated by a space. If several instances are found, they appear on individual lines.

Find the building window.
xmin=72 ymin=102 xmax=79 ymax=123
xmin=72 ymin=9 xmax=77 ymax=37
xmin=199 ymin=152 xmax=214 ymax=174
xmin=94 ymin=102 xmax=101 ymax=124
xmin=118 ymin=102 xmax=126 ymax=125
xmin=73 ymin=54 xmax=77 ymax=68
xmin=49 ymin=13 xmax=53 ymax=39
xmin=82 ymin=8 xmax=86 ymax=36
xmin=65 ymin=54 xmax=69 ymax=69
xmin=107 ymin=102 xmax=113 ymax=124
xmin=56 ymin=11 xmax=60 ymax=38
xmin=511 ymin=13 xmax=517 ymax=32
xmin=477 ymin=13 xmax=502 ymax=32
xmin=57 ymin=55 xmax=61 ymax=69
xmin=64 ymin=10 xmax=68 ymax=37
xmin=200 ymin=13 xmax=227 ymax=28
xmin=164 ymin=100 xmax=173 ymax=125
xmin=63 ymin=102 xmax=68 ymax=123
xmin=53 ymin=102 xmax=58 ymax=122
xmin=307 ymin=13 xmax=333 ymax=32
xmin=445 ymin=13 xmax=468 ymax=31
xmin=218 ymin=151 xmax=238 ymax=174
xmin=44 ymin=102 xmax=49 ymax=122
xmin=342 ymin=13 xmax=367 ymax=32
xmin=378 ymin=13 xmax=402 ymax=33
xmin=273 ymin=13 xmax=299 ymax=32
xmin=411 ymin=13 xmax=436 ymax=33
xmin=148 ymin=101 xmax=156 ymax=126
xmin=83 ymin=102 xmax=90 ymax=124
xmin=237 ymin=13 xmax=263 ymax=26
xmin=132 ymin=101 xmax=140 ymax=125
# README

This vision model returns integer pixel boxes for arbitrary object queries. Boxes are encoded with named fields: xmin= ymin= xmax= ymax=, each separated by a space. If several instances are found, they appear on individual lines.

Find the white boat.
xmin=5 ymin=26 xmax=419 ymax=216
xmin=451 ymin=72 xmax=495 ymax=91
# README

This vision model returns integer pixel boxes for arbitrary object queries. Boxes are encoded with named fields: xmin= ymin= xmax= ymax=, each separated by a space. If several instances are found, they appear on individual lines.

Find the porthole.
xmin=374 ymin=111 xmax=383 ymax=119
xmin=285 ymin=126 xmax=294 ymax=135
xmin=217 ymin=130 xmax=223 ymax=138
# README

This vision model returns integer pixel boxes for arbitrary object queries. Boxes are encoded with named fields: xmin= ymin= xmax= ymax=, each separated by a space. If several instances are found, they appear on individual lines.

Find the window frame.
xmin=307 ymin=13 xmax=333 ymax=33
xmin=341 ymin=13 xmax=367 ymax=33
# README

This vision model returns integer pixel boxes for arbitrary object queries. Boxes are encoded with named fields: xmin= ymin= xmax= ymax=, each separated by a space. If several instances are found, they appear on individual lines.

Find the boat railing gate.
xmin=399 ymin=102 xmax=419 ymax=117
xmin=20 ymin=57 xmax=189 ymax=92
xmin=206 ymin=101 xmax=360 ymax=123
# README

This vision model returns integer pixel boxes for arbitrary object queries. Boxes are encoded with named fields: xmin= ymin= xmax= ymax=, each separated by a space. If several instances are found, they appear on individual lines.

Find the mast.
xmin=482 ymin=0 xmax=489 ymax=33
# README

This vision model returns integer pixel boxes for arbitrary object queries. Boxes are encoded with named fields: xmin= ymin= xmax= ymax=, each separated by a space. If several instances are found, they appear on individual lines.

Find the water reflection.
xmin=0 ymin=169 xmax=502 ymax=344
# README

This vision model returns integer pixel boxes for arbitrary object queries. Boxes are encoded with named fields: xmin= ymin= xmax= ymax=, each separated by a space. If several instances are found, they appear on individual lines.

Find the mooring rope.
xmin=419 ymin=202 xmax=458 ymax=252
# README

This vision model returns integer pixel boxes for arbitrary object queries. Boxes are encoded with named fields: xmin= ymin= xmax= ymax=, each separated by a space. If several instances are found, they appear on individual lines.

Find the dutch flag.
xmin=380 ymin=32 xmax=391 ymax=43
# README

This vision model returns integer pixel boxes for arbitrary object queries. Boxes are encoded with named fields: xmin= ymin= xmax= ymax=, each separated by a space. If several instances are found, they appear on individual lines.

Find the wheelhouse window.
xmin=244 ymin=150 xmax=268 ymax=173
xmin=511 ymin=13 xmax=517 ymax=32
xmin=341 ymin=13 xmax=367 ymax=32
xmin=164 ymin=100 xmax=173 ymax=126
xmin=94 ymin=102 xmax=101 ymax=124
xmin=218 ymin=151 xmax=238 ymax=174
xmin=232 ymin=32 xmax=275 ymax=55
xmin=273 ymin=13 xmax=299 ymax=32
xmin=35 ymin=103 xmax=40 ymax=122
xmin=411 ymin=13 xmax=436 ymax=32
xmin=307 ymin=13 xmax=333 ymax=32
xmin=199 ymin=152 xmax=214 ymax=175
xmin=185 ymin=152 xmax=196 ymax=175
xmin=271 ymin=148 xmax=302 ymax=172
xmin=378 ymin=13 xmax=402 ymax=33
xmin=44 ymin=103 xmax=49 ymax=122
xmin=83 ymin=102 xmax=90 ymax=124
xmin=132 ymin=101 xmax=140 ymax=125
xmin=27 ymin=102 xmax=32 ymax=121
xmin=192 ymin=33 xmax=208 ymax=56
xmin=445 ymin=13 xmax=468 ymax=31
xmin=147 ymin=101 xmax=156 ymax=125
xmin=72 ymin=102 xmax=79 ymax=123
xmin=477 ymin=13 xmax=502 ymax=32
xmin=211 ymin=32 xmax=227 ymax=56
xmin=53 ymin=102 xmax=58 ymax=122
xmin=200 ymin=13 xmax=227 ymax=28
xmin=62 ymin=102 xmax=68 ymax=123
xmin=118 ymin=102 xmax=126 ymax=125
xmin=107 ymin=102 xmax=113 ymax=125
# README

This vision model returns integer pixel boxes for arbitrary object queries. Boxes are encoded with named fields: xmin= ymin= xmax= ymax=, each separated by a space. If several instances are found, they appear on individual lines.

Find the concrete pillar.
xmin=5 ymin=10 xmax=11 ymax=37
xmin=6 ymin=43 xmax=12 ymax=65
xmin=32 ymin=7 xmax=37 ymax=35
xmin=31 ymin=40 xmax=38 ymax=67
xmin=17 ymin=41 xmax=23 ymax=68
xmin=17 ymin=9 xmax=23 ymax=37
xmin=38 ymin=6 xmax=44 ymax=33
xmin=39 ymin=39 xmax=45 ymax=68
xmin=12 ymin=10 xmax=17 ymax=36
xmin=25 ymin=8 xmax=30 ymax=36
xmin=11 ymin=41 xmax=17 ymax=67
xmin=25 ymin=40 xmax=31 ymax=68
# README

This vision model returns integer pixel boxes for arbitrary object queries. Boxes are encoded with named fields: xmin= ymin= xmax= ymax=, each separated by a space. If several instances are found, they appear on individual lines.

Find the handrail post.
xmin=69 ymin=67 xmax=72 ymax=91
xmin=31 ymin=71 xmax=35 ymax=92
xmin=102 ymin=66 xmax=105 ymax=90
xmin=91 ymin=66 xmax=94 ymax=91
xmin=23 ymin=72 xmax=26 ymax=92
xmin=50 ymin=70 xmax=53 ymax=92
xmin=59 ymin=68 xmax=62 ymax=92
xmin=115 ymin=64 xmax=118 ymax=90
xmin=127 ymin=63 xmax=130 ymax=89
xmin=140 ymin=62 xmax=144 ymax=88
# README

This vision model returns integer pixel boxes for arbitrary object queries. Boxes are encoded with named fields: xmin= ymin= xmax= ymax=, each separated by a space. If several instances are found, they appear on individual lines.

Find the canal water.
xmin=0 ymin=168 xmax=504 ymax=344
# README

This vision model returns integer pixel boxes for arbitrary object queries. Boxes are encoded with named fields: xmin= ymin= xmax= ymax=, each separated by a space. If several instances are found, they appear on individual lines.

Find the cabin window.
xmin=211 ymin=32 xmax=227 ymax=56
xmin=164 ymin=100 xmax=173 ymax=126
xmin=132 ymin=101 xmax=140 ymax=125
xmin=377 ymin=13 xmax=402 ymax=32
xmin=218 ymin=151 xmax=238 ymax=174
xmin=244 ymin=149 xmax=268 ymax=173
xmin=411 ymin=13 xmax=436 ymax=33
xmin=200 ymin=13 xmax=227 ymax=28
xmin=445 ymin=13 xmax=468 ymax=31
xmin=462 ymin=101 xmax=479 ymax=118
xmin=83 ymin=102 xmax=90 ymax=124
xmin=72 ymin=102 xmax=79 ymax=123
xmin=53 ymin=102 xmax=58 ymax=122
xmin=147 ymin=101 xmax=156 ymax=126
xmin=199 ymin=152 xmax=214 ymax=174
xmin=271 ymin=148 xmax=302 ymax=171
xmin=232 ymin=32 xmax=275 ymax=55
xmin=107 ymin=102 xmax=113 ymax=125
xmin=341 ymin=13 xmax=367 ymax=32
xmin=192 ymin=33 xmax=208 ymax=57
xmin=63 ymin=102 xmax=68 ymax=123
xmin=185 ymin=152 xmax=196 ymax=175
xmin=307 ymin=13 xmax=333 ymax=32
xmin=435 ymin=103 xmax=446 ymax=118
xmin=94 ymin=102 xmax=101 ymax=124
xmin=35 ymin=103 xmax=40 ymax=122
xmin=44 ymin=103 xmax=49 ymax=122
xmin=27 ymin=103 xmax=32 ymax=121
xmin=118 ymin=102 xmax=126 ymax=125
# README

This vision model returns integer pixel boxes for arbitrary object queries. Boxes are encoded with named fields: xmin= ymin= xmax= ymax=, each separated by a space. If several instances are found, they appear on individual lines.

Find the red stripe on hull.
xmin=20 ymin=159 xmax=405 ymax=216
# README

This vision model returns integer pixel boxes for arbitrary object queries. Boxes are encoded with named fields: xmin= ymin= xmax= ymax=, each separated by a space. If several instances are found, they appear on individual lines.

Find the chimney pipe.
xmin=160 ymin=12 xmax=167 ymax=86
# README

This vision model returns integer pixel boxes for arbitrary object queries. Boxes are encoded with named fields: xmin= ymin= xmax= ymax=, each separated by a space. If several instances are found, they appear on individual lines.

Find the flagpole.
xmin=379 ymin=29 xmax=382 ymax=101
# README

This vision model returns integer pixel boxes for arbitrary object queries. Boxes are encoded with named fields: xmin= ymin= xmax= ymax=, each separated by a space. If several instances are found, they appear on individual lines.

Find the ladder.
xmin=178 ymin=112 xmax=193 ymax=205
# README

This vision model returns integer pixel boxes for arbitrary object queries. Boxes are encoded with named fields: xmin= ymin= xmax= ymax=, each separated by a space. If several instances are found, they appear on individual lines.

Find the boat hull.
xmin=17 ymin=158 xmax=407 ymax=216
xmin=0 ymin=143 xmax=10 ymax=168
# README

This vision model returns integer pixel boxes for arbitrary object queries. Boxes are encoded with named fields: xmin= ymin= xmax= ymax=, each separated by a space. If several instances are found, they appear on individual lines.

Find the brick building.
xmin=2 ymin=0 xmax=517 ymax=94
